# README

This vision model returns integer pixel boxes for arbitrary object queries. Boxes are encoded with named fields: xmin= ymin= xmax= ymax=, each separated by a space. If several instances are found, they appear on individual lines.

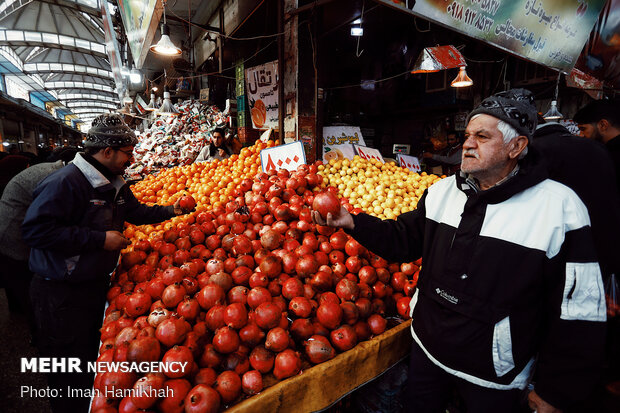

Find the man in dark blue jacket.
xmin=21 ymin=114 xmax=193 ymax=413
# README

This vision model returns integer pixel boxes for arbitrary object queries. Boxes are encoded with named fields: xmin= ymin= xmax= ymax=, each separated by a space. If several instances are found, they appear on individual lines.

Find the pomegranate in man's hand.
xmin=312 ymin=192 xmax=340 ymax=220
xmin=179 ymin=194 xmax=197 ymax=211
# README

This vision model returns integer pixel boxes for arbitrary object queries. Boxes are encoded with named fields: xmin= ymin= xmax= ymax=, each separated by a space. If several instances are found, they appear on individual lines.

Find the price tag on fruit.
xmin=260 ymin=141 xmax=307 ymax=173
xmin=354 ymin=145 xmax=384 ymax=163
xmin=397 ymin=154 xmax=421 ymax=172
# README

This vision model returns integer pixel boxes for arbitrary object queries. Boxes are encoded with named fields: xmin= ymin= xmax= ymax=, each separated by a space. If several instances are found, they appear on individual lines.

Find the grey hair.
xmin=470 ymin=114 xmax=528 ymax=159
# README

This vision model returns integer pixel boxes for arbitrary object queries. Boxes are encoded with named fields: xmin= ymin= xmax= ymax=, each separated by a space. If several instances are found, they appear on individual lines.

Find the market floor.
xmin=0 ymin=289 xmax=51 ymax=413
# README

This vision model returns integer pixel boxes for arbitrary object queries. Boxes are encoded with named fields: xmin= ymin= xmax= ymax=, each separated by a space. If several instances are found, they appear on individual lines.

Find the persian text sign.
xmin=246 ymin=61 xmax=278 ymax=130
xmin=323 ymin=126 xmax=366 ymax=147
xmin=260 ymin=141 xmax=306 ymax=173
xmin=408 ymin=0 xmax=606 ymax=71
xmin=398 ymin=154 xmax=422 ymax=173
xmin=354 ymin=145 xmax=384 ymax=163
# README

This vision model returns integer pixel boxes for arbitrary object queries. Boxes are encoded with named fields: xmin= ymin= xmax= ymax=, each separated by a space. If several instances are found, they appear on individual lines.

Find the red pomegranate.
xmin=304 ymin=335 xmax=336 ymax=364
xmin=316 ymin=301 xmax=343 ymax=330
xmin=249 ymin=345 xmax=275 ymax=373
xmin=161 ymin=346 xmax=193 ymax=378
xmin=241 ymin=370 xmax=263 ymax=395
xmin=330 ymin=325 xmax=358 ymax=352
xmin=273 ymin=349 xmax=302 ymax=380
xmin=214 ymin=370 xmax=242 ymax=403
xmin=184 ymin=384 xmax=220 ymax=413
xmin=312 ymin=191 xmax=340 ymax=219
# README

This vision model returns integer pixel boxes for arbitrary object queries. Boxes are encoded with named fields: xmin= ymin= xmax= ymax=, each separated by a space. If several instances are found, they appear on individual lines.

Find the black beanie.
xmin=85 ymin=114 xmax=138 ymax=148
xmin=467 ymin=88 xmax=538 ymax=140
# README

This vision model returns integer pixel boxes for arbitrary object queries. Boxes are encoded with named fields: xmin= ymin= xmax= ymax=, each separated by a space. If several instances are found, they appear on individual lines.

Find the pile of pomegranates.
xmin=93 ymin=162 xmax=421 ymax=413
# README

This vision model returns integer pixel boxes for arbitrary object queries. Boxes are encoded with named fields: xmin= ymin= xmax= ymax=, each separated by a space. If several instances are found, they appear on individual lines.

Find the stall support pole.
xmin=277 ymin=0 xmax=285 ymax=145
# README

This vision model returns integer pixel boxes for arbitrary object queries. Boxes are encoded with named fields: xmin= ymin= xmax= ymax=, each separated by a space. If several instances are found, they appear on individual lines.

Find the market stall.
xmin=124 ymin=101 xmax=230 ymax=181
xmin=90 ymin=138 xmax=441 ymax=412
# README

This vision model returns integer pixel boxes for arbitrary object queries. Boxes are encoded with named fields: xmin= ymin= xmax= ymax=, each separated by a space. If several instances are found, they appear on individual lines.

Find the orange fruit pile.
xmin=125 ymin=140 xmax=276 ymax=242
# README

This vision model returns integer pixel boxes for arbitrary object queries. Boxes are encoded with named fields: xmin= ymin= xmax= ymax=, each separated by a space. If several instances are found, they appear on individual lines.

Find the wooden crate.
xmin=228 ymin=320 xmax=412 ymax=412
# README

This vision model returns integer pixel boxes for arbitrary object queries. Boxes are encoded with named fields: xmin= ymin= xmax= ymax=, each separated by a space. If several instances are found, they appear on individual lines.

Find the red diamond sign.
xmin=260 ymin=141 xmax=307 ymax=173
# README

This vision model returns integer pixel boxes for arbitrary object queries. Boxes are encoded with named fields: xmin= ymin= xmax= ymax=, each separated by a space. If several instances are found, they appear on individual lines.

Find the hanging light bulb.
xmin=150 ymin=4 xmax=181 ymax=56
xmin=158 ymin=85 xmax=179 ymax=115
xmin=543 ymin=73 xmax=563 ymax=121
xmin=122 ymin=90 xmax=133 ymax=105
xmin=543 ymin=100 xmax=563 ymax=121
xmin=451 ymin=67 xmax=473 ymax=88
xmin=130 ymin=68 xmax=143 ymax=84
xmin=145 ymin=92 xmax=157 ymax=111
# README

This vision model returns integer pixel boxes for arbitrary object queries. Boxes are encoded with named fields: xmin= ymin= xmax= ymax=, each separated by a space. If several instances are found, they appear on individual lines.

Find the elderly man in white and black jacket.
xmin=313 ymin=89 xmax=606 ymax=413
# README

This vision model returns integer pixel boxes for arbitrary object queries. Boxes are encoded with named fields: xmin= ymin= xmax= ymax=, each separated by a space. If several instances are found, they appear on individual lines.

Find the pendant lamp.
xmin=158 ymin=85 xmax=178 ymax=115
xmin=543 ymin=73 xmax=563 ymax=121
xmin=451 ymin=67 xmax=473 ymax=88
xmin=145 ymin=92 xmax=157 ymax=111
xmin=150 ymin=3 xmax=181 ymax=56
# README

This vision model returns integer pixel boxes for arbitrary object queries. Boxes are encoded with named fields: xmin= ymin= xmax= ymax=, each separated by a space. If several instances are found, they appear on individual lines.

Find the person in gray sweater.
xmin=0 ymin=147 xmax=77 ymax=334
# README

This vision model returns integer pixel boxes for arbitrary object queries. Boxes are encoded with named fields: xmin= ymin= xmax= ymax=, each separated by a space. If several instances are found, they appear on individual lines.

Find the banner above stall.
xmin=246 ymin=60 xmax=279 ymax=130
xmin=567 ymin=67 xmax=603 ymax=99
xmin=118 ymin=0 xmax=162 ymax=69
xmin=574 ymin=0 xmax=620 ymax=91
xmin=377 ymin=0 xmax=607 ymax=71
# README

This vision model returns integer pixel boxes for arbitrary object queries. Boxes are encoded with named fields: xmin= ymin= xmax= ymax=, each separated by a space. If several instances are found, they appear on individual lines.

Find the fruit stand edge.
xmin=227 ymin=320 xmax=413 ymax=413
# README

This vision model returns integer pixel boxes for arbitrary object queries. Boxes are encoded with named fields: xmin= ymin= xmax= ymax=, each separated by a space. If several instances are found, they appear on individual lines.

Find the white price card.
xmin=354 ymin=145 xmax=384 ymax=163
xmin=260 ymin=141 xmax=307 ymax=173
xmin=397 ymin=154 xmax=421 ymax=172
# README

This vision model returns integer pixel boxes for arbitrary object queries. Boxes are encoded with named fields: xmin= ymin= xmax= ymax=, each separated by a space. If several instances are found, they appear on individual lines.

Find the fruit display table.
xmin=229 ymin=320 xmax=412 ymax=412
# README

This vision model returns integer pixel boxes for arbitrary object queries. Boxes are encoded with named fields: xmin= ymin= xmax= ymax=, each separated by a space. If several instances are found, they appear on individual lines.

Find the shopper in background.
xmin=195 ymin=127 xmax=232 ymax=162
xmin=21 ymin=114 xmax=194 ymax=413
xmin=422 ymin=130 xmax=463 ymax=175
xmin=532 ymin=120 xmax=620 ymax=283
xmin=314 ymin=89 xmax=606 ymax=413
xmin=0 ymin=152 xmax=30 ymax=196
xmin=535 ymin=115 xmax=620 ymax=407
xmin=573 ymin=99 xmax=620 ymax=193
xmin=0 ymin=147 xmax=78 ymax=338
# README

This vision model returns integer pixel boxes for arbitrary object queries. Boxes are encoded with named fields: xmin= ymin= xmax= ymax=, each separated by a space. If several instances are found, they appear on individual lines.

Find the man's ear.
xmin=102 ymin=147 xmax=114 ymax=158
xmin=598 ymin=119 xmax=610 ymax=132
xmin=508 ymin=136 xmax=528 ymax=160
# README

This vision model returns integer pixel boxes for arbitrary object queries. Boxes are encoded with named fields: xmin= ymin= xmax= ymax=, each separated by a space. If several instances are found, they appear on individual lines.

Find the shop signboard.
xmin=245 ymin=60 xmax=279 ymax=130
xmin=378 ymin=0 xmax=606 ymax=71
xmin=117 ymin=0 xmax=162 ymax=69
xmin=566 ymin=68 xmax=603 ymax=99
xmin=397 ymin=154 xmax=422 ymax=173
xmin=354 ymin=145 xmax=385 ymax=163
xmin=323 ymin=126 xmax=366 ymax=147
xmin=574 ymin=0 xmax=620 ymax=90
xmin=323 ymin=144 xmax=356 ymax=162
xmin=260 ymin=141 xmax=306 ymax=173
xmin=101 ymin=0 xmax=125 ymax=99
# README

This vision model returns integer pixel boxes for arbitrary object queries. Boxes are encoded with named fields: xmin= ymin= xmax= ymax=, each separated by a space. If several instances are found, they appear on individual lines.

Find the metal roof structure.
xmin=0 ymin=0 xmax=118 ymax=129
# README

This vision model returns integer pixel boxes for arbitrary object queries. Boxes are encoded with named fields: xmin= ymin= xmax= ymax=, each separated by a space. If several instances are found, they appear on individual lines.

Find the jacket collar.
xmin=72 ymin=152 xmax=126 ymax=192
xmin=455 ymin=146 xmax=548 ymax=204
